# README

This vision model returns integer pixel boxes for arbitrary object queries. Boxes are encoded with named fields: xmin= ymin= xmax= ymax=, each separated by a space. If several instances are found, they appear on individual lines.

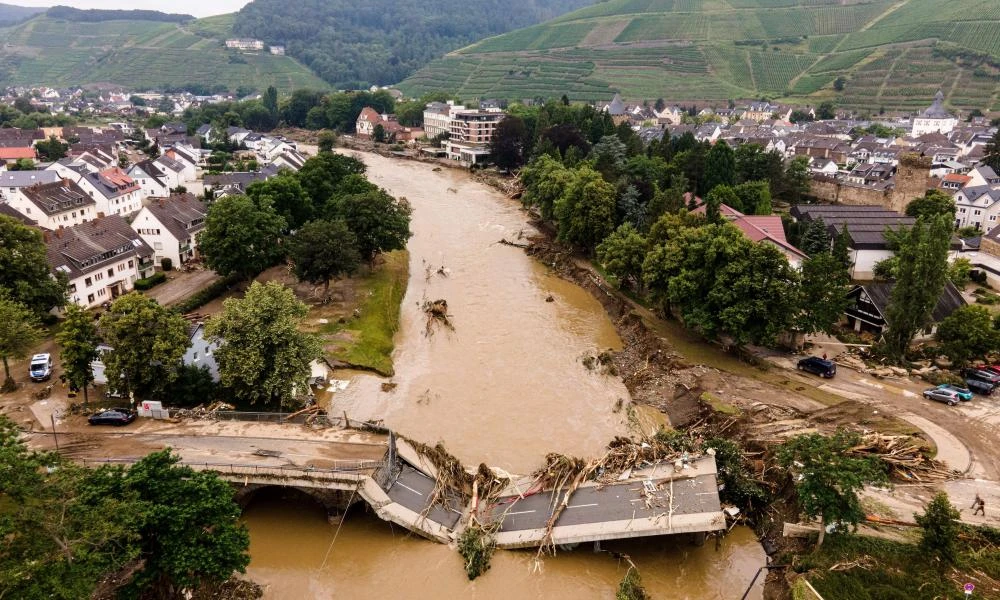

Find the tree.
xmin=0 ymin=416 xmax=142 ymax=599
xmin=777 ymin=431 xmax=888 ymax=548
xmin=93 ymin=450 xmax=251 ymax=597
xmin=98 ymin=293 xmax=190 ymax=399
xmin=246 ymin=170 xmax=314 ymax=230
xmin=0 ymin=215 xmax=67 ymax=315
xmin=597 ymin=224 xmax=648 ymax=292
xmin=915 ymin=492 xmax=961 ymax=565
xmin=591 ymin=135 xmax=628 ymax=182
xmin=56 ymin=304 xmax=99 ymax=409
xmin=490 ymin=115 xmax=529 ymax=171
xmin=616 ymin=185 xmax=645 ymax=230
xmin=797 ymin=252 xmax=851 ymax=335
xmin=833 ymin=76 xmax=846 ymax=92
xmin=287 ymin=219 xmax=361 ymax=297
xmin=984 ymin=127 xmax=1000 ymax=173
xmin=948 ymin=256 xmax=972 ymax=288
xmin=799 ymin=218 xmax=831 ymax=256
xmin=832 ymin=225 xmax=853 ymax=271
xmin=297 ymin=152 xmax=366 ymax=208
xmin=206 ymin=281 xmax=321 ymax=409
xmin=704 ymin=184 xmax=738 ymax=219
xmin=199 ymin=195 xmax=286 ymax=280
xmin=905 ymin=190 xmax=956 ymax=220
xmin=317 ymin=130 xmax=337 ymax=153
xmin=780 ymin=155 xmax=812 ymax=203
xmin=35 ymin=135 xmax=68 ymax=161
xmin=554 ymin=166 xmax=617 ymax=253
xmin=263 ymin=85 xmax=279 ymax=117
xmin=882 ymin=215 xmax=953 ymax=362
xmin=654 ymin=98 xmax=666 ymax=112
xmin=935 ymin=305 xmax=1000 ymax=366
xmin=734 ymin=181 xmax=772 ymax=215
xmin=816 ymin=101 xmax=836 ymax=120
xmin=520 ymin=154 xmax=572 ymax=220
xmin=704 ymin=140 xmax=736 ymax=194
xmin=332 ymin=189 xmax=412 ymax=265
xmin=0 ymin=292 xmax=43 ymax=391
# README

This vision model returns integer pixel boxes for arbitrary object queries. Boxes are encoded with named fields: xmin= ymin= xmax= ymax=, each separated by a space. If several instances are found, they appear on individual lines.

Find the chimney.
xmin=55 ymin=227 xmax=62 ymax=239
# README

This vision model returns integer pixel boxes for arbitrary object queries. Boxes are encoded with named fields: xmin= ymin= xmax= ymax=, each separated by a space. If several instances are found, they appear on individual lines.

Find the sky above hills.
xmin=13 ymin=0 xmax=251 ymax=17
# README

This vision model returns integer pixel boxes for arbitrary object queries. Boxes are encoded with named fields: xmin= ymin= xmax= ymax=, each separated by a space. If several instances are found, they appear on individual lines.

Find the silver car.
xmin=923 ymin=388 xmax=960 ymax=406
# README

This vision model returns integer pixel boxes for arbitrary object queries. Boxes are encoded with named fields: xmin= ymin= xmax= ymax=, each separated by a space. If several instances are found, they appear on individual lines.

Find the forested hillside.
xmin=401 ymin=0 xmax=1000 ymax=113
xmin=232 ymin=0 xmax=594 ymax=89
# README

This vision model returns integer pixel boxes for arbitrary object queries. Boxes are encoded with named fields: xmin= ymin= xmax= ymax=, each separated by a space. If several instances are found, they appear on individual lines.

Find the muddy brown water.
xmin=244 ymin=151 xmax=765 ymax=598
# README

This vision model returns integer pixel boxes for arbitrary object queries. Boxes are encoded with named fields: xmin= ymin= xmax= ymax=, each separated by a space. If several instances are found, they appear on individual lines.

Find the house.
xmin=271 ymin=150 xmax=307 ymax=172
xmin=844 ymin=281 xmax=966 ymax=337
xmin=356 ymin=107 xmax=384 ymax=139
xmin=44 ymin=215 xmax=155 ymax=309
xmin=162 ymin=146 xmax=199 ymax=181
xmin=127 ymin=160 xmax=171 ymax=198
xmin=445 ymin=109 xmax=505 ymax=166
xmin=911 ymin=91 xmax=958 ymax=137
xmin=790 ymin=205 xmax=923 ymax=280
xmin=693 ymin=203 xmax=808 ymax=268
xmin=183 ymin=323 xmax=220 ymax=381
xmin=73 ymin=167 xmax=143 ymax=217
xmin=153 ymin=154 xmax=188 ymax=189
xmin=740 ymin=101 xmax=780 ymax=123
xmin=0 ymin=201 xmax=36 ymax=225
xmin=203 ymin=171 xmax=273 ymax=197
xmin=6 ymin=179 xmax=96 ymax=229
xmin=225 ymin=39 xmax=264 ymax=51
xmin=131 ymin=194 xmax=208 ymax=268
xmin=954 ymin=186 xmax=1000 ymax=231
xmin=810 ymin=158 xmax=840 ymax=176
xmin=0 ymin=146 xmax=37 ymax=164
xmin=423 ymin=101 xmax=465 ymax=138
xmin=0 ymin=170 xmax=62 ymax=207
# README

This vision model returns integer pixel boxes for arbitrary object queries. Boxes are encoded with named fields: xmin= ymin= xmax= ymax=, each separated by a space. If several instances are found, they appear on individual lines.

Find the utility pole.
xmin=50 ymin=414 xmax=59 ymax=453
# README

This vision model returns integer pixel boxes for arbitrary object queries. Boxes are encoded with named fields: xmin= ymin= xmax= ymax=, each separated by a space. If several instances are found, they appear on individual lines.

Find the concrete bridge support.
xmin=231 ymin=483 xmax=363 ymax=516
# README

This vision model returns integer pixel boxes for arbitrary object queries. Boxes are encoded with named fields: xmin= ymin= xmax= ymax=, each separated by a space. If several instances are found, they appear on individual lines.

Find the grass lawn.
xmin=320 ymin=250 xmax=408 ymax=376
xmin=794 ymin=533 xmax=1000 ymax=599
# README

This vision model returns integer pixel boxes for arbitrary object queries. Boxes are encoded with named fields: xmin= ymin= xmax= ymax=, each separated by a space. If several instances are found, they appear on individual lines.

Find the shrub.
xmin=971 ymin=270 xmax=988 ymax=285
xmin=172 ymin=273 xmax=241 ymax=314
xmin=133 ymin=272 xmax=167 ymax=291
xmin=161 ymin=257 xmax=173 ymax=271
xmin=916 ymin=492 xmax=960 ymax=564
xmin=920 ymin=370 xmax=964 ymax=386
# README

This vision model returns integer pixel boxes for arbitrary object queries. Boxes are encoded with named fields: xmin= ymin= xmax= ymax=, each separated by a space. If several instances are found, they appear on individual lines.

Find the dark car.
xmin=965 ymin=368 xmax=1000 ymax=385
xmin=966 ymin=378 xmax=996 ymax=396
xmin=87 ymin=408 xmax=136 ymax=426
xmin=797 ymin=356 xmax=836 ymax=378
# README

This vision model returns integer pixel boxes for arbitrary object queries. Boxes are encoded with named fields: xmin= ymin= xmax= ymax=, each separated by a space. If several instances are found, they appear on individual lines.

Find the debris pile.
xmin=847 ymin=433 xmax=958 ymax=482
xmin=423 ymin=299 xmax=454 ymax=334
xmin=458 ymin=521 xmax=499 ymax=580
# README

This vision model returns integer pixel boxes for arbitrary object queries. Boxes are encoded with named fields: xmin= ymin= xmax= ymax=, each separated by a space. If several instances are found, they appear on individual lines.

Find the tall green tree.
xmin=905 ymin=189 xmax=956 ymax=221
xmin=597 ymin=223 xmax=648 ymax=292
xmin=591 ymin=135 xmax=628 ymax=182
xmin=333 ymin=189 xmax=412 ymax=265
xmin=199 ymin=195 xmax=286 ymax=281
xmin=56 ymin=304 xmax=100 ymax=409
xmin=799 ymin=218 xmax=831 ymax=256
xmin=915 ymin=492 xmax=961 ymax=565
xmin=0 ymin=215 xmax=67 ymax=315
xmin=0 ymin=291 xmax=43 ymax=391
xmin=490 ymin=115 xmax=530 ymax=171
xmin=297 ymin=152 xmax=366 ymax=207
xmin=520 ymin=154 xmax=572 ymax=220
xmin=35 ymin=135 xmax=68 ymax=161
xmin=245 ymin=170 xmax=314 ymax=230
xmin=704 ymin=140 xmax=736 ymax=194
xmin=287 ymin=219 xmax=361 ymax=298
xmin=98 ymin=293 xmax=190 ymax=399
xmin=704 ymin=184 xmax=738 ymax=219
xmin=554 ymin=166 xmax=617 ymax=253
xmin=777 ymin=430 xmax=888 ymax=548
xmin=832 ymin=226 xmax=853 ymax=271
xmin=797 ymin=252 xmax=851 ymax=335
xmin=882 ymin=215 xmax=953 ymax=362
xmin=935 ymin=305 xmax=1000 ymax=366
xmin=206 ymin=281 xmax=321 ymax=409
xmin=263 ymin=85 xmax=279 ymax=117
xmin=781 ymin=155 xmax=812 ymax=203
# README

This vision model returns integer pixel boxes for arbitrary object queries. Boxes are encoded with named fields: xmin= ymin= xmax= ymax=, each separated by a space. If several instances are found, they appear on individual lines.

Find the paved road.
xmin=385 ymin=465 xmax=463 ymax=528
xmin=492 ymin=472 xmax=721 ymax=532
xmin=144 ymin=269 xmax=220 ymax=307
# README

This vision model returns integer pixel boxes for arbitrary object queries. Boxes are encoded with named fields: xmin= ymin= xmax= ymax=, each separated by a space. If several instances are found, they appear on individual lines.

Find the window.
xmin=128 ymin=260 xmax=134 ymax=268
xmin=153 ymin=242 xmax=162 ymax=251
xmin=85 ymin=277 xmax=92 ymax=287
xmin=107 ymin=268 xmax=114 ymax=278
xmin=87 ymin=293 xmax=95 ymax=303
xmin=975 ymin=210 xmax=982 ymax=216
xmin=193 ymin=352 xmax=199 ymax=361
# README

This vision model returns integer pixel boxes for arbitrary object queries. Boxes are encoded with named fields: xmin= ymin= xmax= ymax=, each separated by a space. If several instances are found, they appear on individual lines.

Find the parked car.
xmin=29 ymin=353 xmax=52 ymax=382
xmin=965 ymin=368 xmax=1000 ymax=385
xmin=797 ymin=356 xmax=836 ymax=378
xmin=87 ymin=408 xmax=136 ymax=426
xmin=966 ymin=378 xmax=996 ymax=396
xmin=937 ymin=384 xmax=973 ymax=401
xmin=923 ymin=388 xmax=961 ymax=406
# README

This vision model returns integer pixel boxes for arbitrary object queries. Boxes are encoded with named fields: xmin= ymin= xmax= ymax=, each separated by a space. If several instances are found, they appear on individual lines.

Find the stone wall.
xmin=806 ymin=153 xmax=932 ymax=214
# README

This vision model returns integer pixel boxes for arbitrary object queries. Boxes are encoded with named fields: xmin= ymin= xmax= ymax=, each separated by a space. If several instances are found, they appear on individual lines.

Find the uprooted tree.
xmin=777 ymin=430 xmax=889 ymax=548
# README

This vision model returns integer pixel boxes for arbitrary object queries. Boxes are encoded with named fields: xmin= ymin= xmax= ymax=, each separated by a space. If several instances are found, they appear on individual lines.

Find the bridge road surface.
xmin=385 ymin=464 xmax=464 ymax=528
xmin=492 ymin=470 xmax=721 ymax=532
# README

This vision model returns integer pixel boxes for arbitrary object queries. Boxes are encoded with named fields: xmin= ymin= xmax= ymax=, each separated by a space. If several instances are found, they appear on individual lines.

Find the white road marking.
xmin=506 ymin=510 xmax=536 ymax=516
xmin=395 ymin=482 xmax=423 ymax=496
xmin=567 ymin=503 xmax=599 ymax=509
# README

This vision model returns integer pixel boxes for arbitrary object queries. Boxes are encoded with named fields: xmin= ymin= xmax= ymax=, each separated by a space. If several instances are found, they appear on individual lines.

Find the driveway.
xmin=144 ymin=269 xmax=220 ymax=308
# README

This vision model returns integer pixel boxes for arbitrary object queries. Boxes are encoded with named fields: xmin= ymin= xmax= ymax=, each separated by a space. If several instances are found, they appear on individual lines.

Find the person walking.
xmin=972 ymin=494 xmax=986 ymax=516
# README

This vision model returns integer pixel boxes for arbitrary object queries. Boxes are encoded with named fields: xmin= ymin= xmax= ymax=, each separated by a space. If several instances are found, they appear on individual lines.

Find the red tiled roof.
xmin=0 ymin=146 xmax=37 ymax=160
xmin=942 ymin=174 xmax=972 ymax=184
xmin=692 ymin=202 xmax=807 ymax=261
xmin=357 ymin=107 xmax=381 ymax=123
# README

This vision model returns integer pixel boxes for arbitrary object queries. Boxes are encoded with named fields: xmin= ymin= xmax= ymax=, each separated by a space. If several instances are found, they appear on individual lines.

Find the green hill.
xmin=0 ymin=12 xmax=328 ymax=93
xmin=0 ymin=3 xmax=46 ymax=26
xmin=399 ymin=0 xmax=1000 ymax=113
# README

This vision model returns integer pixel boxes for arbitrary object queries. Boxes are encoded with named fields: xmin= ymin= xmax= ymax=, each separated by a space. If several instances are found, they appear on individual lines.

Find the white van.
xmin=29 ymin=353 xmax=52 ymax=382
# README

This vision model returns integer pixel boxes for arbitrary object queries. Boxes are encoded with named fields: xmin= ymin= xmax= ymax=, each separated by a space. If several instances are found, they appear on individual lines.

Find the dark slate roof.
xmin=853 ymin=281 xmax=965 ymax=324
xmin=203 ymin=171 xmax=269 ymax=192
xmin=141 ymin=194 xmax=207 ymax=241
xmin=790 ymin=205 xmax=916 ymax=249
xmin=607 ymin=93 xmax=625 ymax=116
xmin=0 ymin=170 xmax=60 ymax=187
xmin=22 ymin=179 xmax=95 ymax=216
xmin=45 ymin=215 xmax=152 ymax=279
xmin=921 ymin=91 xmax=954 ymax=119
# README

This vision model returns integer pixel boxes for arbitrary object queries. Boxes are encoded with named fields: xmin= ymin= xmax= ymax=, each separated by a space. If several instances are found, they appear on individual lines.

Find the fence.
xmin=80 ymin=457 xmax=385 ymax=478
xmin=170 ymin=409 xmax=389 ymax=432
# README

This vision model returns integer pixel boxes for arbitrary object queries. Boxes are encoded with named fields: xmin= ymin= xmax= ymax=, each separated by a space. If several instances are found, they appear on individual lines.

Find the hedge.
xmin=133 ymin=272 xmax=167 ymax=291
xmin=172 ymin=273 xmax=242 ymax=314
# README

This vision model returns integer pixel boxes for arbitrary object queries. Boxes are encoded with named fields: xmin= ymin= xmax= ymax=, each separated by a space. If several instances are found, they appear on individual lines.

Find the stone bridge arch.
xmin=232 ymin=483 xmax=364 ymax=516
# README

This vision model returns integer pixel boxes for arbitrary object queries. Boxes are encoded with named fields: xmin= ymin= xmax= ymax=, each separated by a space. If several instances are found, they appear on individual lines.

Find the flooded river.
xmin=244 ymin=151 xmax=765 ymax=598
